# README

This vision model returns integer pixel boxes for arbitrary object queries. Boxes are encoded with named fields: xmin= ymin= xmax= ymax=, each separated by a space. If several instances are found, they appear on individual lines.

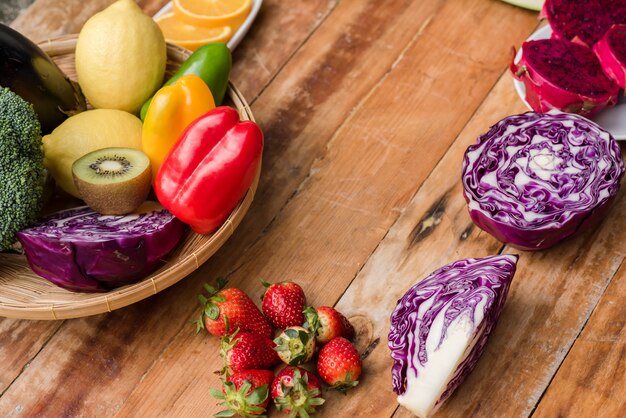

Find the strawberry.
xmin=220 ymin=330 xmax=280 ymax=375
xmin=210 ymin=369 xmax=274 ymax=417
xmin=274 ymin=326 xmax=316 ymax=366
xmin=304 ymin=306 xmax=355 ymax=344
xmin=261 ymin=281 xmax=307 ymax=329
xmin=271 ymin=366 xmax=325 ymax=417
xmin=194 ymin=279 xmax=273 ymax=339
xmin=316 ymin=337 xmax=362 ymax=392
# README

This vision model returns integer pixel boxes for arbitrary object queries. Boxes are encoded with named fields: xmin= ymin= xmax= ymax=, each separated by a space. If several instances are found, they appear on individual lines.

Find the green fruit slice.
xmin=499 ymin=0 xmax=544 ymax=11
xmin=72 ymin=147 xmax=151 ymax=215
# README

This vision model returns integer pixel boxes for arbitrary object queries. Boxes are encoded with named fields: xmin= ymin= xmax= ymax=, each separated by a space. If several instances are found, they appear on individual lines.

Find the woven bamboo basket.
xmin=0 ymin=35 xmax=259 ymax=320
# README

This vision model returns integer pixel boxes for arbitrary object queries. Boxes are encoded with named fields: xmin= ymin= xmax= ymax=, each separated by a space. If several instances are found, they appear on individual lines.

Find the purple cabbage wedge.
xmin=511 ymin=39 xmax=619 ymax=117
xmin=388 ymin=255 xmax=518 ymax=418
xmin=17 ymin=203 xmax=185 ymax=292
xmin=541 ymin=0 xmax=626 ymax=47
xmin=462 ymin=112 xmax=624 ymax=251
xmin=594 ymin=24 xmax=626 ymax=88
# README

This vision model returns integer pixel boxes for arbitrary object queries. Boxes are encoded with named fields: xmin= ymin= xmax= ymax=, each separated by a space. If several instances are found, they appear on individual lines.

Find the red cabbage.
xmin=16 ymin=203 xmax=185 ymax=292
xmin=388 ymin=255 xmax=518 ymax=418
xmin=462 ymin=112 xmax=624 ymax=251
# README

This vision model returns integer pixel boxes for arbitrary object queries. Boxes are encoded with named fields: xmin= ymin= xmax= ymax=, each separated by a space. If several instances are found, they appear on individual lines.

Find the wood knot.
xmin=349 ymin=314 xmax=379 ymax=358
xmin=408 ymin=194 xmax=448 ymax=247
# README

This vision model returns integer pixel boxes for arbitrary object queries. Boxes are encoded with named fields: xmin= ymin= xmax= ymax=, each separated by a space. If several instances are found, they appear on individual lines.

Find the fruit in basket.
xmin=220 ymin=330 xmax=280 ymax=374
xmin=271 ymin=367 xmax=325 ymax=417
xmin=154 ymin=107 xmax=263 ymax=235
xmin=142 ymin=75 xmax=215 ymax=178
xmin=195 ymin=279 xmax=273 ymax=339
xmin=173 ymin=0 xmax=252 ymax=30
xmin=72 ymin=147 xmax=151 ymax=215
xmin=594 ymin=24 xmax=626 ymax=88
xmin=75 ymin=0 xmax=166 ymax=113
xmin=155 ymin=13 xmax=231 ymax=53
xmin=0 ymin=24 xmax=86 ymax=134
xmin=461 ymin=112 xmax=624 ymax=250
xmin=0 ymin=88 xmax=45 ymax=250
xmin=274 ymin=326 xmax=316 ymax=366
xmin=261 ymin=281 xmax=307 ymax=329
xmin=541 ymin=0 xmax=626 ymax=47
xmin=317 ymin=337 xmax=361 ymax=392
xmin=305 ymin=306 xmax=355 ymax=345
xmin=140 ymin=42 xmax=232 ymax=120
xmin=210 ymin=369 xmax=273 ymax=417
xmin=388 ymin=255 xmax=517 ymax=418
xmin=511 ymin=38 xmax=619 ymax=117
xmin=43 ymin=109 xmax=143 ymax=198
xmin=16 ymin=203 xmax=185 ymax=292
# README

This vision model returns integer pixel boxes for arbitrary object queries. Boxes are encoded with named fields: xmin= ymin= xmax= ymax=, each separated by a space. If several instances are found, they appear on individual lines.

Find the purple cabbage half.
xmin=388 ymin=255 xmax=518 ymax=418
xmin=462 ymin=112 xmax=624 ymax=251
xmin=16 ymin=203 xmax=185 ymax=292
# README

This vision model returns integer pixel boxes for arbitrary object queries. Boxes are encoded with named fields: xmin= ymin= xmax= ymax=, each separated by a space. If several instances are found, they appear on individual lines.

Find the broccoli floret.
xmin=0 ymin=87 xmax=44 ymax=250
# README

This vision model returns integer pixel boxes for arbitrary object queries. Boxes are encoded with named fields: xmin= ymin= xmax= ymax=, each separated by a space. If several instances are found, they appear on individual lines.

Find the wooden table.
xmin=1 ymin=1 xmax=625 ymax=417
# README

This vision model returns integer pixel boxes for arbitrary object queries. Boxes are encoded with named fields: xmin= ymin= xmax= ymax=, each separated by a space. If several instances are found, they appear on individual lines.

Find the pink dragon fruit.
xmin=541 ymin=0 xmax=626 ymax=47
xmin=594 ymin=24 xmax=626 ymax=88
xmin=511 ymin=39 xmax=619 ymax=117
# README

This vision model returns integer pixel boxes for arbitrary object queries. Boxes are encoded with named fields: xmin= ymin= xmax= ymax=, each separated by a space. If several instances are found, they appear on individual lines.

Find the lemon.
xmin=43 ymin=109 xmax=143 ymax=197
xmin=75 ymin=0 xmax=166 ymax=113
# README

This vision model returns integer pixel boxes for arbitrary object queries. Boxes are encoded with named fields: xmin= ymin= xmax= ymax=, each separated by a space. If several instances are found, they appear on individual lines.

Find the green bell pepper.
xmin=140 ymin=42 xmax=232 ymax=120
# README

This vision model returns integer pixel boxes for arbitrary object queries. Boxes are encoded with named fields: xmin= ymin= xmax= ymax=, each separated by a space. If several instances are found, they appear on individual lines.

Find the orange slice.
xmin=156 ymin=13 xmax=232 ymax=52
xmin=173 ymin=0 xmax=252 ymax=29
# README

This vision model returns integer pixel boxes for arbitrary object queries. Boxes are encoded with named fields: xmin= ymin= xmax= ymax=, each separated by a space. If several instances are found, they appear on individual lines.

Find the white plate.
xmin=513 ymin=25 xmax=626 ymax=140
xmin=153 ymin=0 xmax=263 ymax=51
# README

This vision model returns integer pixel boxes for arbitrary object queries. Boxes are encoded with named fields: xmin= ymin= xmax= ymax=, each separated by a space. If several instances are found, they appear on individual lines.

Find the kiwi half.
xmin=72 ymin=147 xmax=151 ymax=215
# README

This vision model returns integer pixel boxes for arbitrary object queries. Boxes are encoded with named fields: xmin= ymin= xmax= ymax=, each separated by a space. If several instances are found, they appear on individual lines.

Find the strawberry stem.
xmin=303 ymin=307 xmax=319 ymax=335
xmin=273 ymin=369 xmax=325 ymax=417
xmin=196 ymin=279 xmax=230 ymax=331
xmin=212 ymin=381 xmax=269 ymax=418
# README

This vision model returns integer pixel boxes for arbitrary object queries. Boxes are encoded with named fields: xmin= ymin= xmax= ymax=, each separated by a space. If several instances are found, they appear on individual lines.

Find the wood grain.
xmin=316 ymin=60 xmax=626 ymax=418
xmin=1 ymin=0 xmax=624 ymax=416
xmin=532 ymin=262 xmax=626 ymax=417
xmin=11 ymin=0 xmax=172 ymax=40
xmin=109 ymin=0 xmax=538 ymax=416
xmin=12 ymin=0 xmax=117 ymax=40
xmin=229 ymin=0 xmax=338 ymax=100
xmin=0 ymin=320 xmax=62 ymax=394
xmin=205 ymin=0 xmax=447 ymax=274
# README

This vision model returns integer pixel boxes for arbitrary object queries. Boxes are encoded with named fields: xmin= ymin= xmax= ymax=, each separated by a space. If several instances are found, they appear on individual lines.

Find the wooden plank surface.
xmin=0 ymin=0 xmax=625 ymax=417
xmin=111 ymin=1 xmax=540 ymax=415
xmin=533 ymin=262 xmax=626 ymax=417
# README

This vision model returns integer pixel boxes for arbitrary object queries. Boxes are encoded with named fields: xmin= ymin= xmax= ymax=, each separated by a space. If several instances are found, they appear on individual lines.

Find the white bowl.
xmin=153 ymin=0 xmax=263 ymax=51
xmin=513 ymin=25 xmax=626 ymax=140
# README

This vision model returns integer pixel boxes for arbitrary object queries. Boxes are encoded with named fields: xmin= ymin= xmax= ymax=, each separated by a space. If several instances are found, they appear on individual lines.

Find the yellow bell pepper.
xmin=142 ymin=74 xmax=215 ymax=179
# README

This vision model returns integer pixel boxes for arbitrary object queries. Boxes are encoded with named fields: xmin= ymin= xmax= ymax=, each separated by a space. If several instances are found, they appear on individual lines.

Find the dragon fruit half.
xmin=541 ymin=0 xmax=626 ymax=47
xmin=594 ymin=24 xmax=626 ymax=88
xmin=511 ymin=38 xmax=619 ymax=117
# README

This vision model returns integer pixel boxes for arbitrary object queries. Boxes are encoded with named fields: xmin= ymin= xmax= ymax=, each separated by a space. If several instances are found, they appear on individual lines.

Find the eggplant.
xmin=0 ymin=24 xmax=86 ymax=134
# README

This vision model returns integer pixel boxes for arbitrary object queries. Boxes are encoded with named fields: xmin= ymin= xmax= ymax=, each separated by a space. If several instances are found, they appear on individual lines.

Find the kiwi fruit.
xmin=72 ymin=147 xmax=151 ymax=215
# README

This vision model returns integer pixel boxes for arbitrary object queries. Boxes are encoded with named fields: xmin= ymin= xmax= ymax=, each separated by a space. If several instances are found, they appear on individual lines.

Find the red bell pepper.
xmin=154 ymin=106 xmax=263 ymax=234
